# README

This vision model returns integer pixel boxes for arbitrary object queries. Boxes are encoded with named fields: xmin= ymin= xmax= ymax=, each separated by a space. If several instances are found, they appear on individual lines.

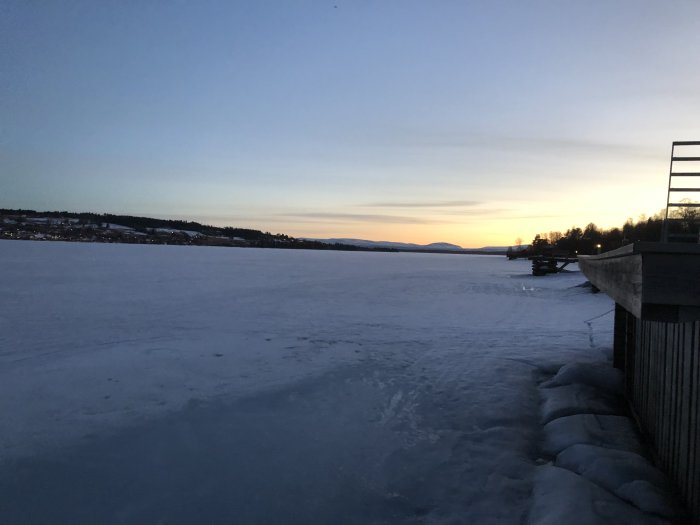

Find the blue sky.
xmin=2 ymin=1 xmax=700 ymax=246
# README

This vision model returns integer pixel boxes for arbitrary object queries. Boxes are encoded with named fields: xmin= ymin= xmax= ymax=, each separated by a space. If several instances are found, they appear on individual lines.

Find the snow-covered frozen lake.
xmin=0 ymin=241 xmax=616 ymax=524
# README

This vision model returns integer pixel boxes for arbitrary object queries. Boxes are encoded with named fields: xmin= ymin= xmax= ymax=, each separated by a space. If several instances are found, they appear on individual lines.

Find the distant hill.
xmin=308 ymin=238 xmax=463 ymax=251
xmin=309 ymin=238 xmax=509 ymax=254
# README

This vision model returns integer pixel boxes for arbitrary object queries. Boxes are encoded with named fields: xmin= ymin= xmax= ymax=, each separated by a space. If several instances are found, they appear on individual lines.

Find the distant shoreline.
xmin=0 ymin=209 xmax=506 ymax=256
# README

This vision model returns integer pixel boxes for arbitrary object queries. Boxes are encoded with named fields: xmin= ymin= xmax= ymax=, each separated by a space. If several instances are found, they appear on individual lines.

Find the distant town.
xmin=0 ymin=209 xmax=506 ymax=255
xmin=0 ymin=209 xmax=371 ymax=251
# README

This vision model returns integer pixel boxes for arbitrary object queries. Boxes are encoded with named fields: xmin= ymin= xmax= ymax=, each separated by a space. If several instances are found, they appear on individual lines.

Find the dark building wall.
xmin=616 ymin=307 xmax=699 ymax=521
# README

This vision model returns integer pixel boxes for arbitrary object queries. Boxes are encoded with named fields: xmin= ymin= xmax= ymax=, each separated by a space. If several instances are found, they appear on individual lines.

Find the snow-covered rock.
xmin=540 ymin=361 xmax=623 ymax=395
xmin=543 ymin=414 xmax=646 ymax=458
xmin=535 ymin=359 xmax=685 ymax=524
xmin=540 ymin=383 xmax=624 ymax=424
xmin=529 ymin=466 xmax=670 ymax=525
xmin=556 ymin=444 xmax=681 ymax=520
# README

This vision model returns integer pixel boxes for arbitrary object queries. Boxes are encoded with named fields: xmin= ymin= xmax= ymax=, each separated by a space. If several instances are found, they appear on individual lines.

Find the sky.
xmin=2 ymin=1 xmax=700 ymax=247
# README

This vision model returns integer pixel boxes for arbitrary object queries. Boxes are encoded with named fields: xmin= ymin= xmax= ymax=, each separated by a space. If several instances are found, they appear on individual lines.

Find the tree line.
xmin=515 ymin=208 xmax=699 ymax=257
xmin=529 ymin=217 xmax=660 ymax=256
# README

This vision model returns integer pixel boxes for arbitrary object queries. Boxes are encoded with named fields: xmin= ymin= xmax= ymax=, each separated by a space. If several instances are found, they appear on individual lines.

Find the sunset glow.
xmin=3 ymin=1 xmax=699 ymax=247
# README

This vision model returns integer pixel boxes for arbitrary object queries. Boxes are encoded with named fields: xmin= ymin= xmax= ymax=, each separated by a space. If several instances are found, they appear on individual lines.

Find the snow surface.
xmin=154 ymin=227 xmax=202 ymax=237
xmin=0 ymin=240 xmax=680 ymax=523
xmin=105 ymin=223 xmax=134 ymax=230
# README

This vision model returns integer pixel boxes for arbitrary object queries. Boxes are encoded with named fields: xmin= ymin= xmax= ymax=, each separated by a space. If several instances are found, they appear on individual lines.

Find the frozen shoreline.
xmin=3 ymin=240 xmax=669 ymax=523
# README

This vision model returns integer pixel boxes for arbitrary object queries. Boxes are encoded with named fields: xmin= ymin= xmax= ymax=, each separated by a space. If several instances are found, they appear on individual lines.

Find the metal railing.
xmin=662 ymin=141 xmax=700 ymax=243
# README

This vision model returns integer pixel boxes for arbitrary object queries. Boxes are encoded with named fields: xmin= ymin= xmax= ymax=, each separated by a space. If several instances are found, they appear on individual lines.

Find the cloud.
xmin=498 ymin=136 xmax=658 ymax=160
xmin=497 ymin=213 xmax=564 ymax=220
xmin=439 ymin=208 xmax=510 ymax=216
xmin=278 ymin=212 xmax=450 ymax=224
xmin=364 ymin=200 xmax=481 ymax=208
xmin=392 ymin=131 xmax=659 ymax=160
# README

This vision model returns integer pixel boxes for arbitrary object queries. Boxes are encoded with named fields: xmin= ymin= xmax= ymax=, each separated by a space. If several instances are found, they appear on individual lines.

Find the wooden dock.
xmin=578 ymin=242 xmax=700 ymax=521
xmin=528 ymin=255 xmax=577 ymax=276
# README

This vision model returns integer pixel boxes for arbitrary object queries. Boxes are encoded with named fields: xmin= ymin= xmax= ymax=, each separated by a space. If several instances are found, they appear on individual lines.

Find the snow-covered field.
xmin=0 ymin=241 xmax=680 ymax=523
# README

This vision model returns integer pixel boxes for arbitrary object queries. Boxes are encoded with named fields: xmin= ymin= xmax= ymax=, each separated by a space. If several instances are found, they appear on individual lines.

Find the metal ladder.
xmin=661 ymin=141 xmax=700 ymax=242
